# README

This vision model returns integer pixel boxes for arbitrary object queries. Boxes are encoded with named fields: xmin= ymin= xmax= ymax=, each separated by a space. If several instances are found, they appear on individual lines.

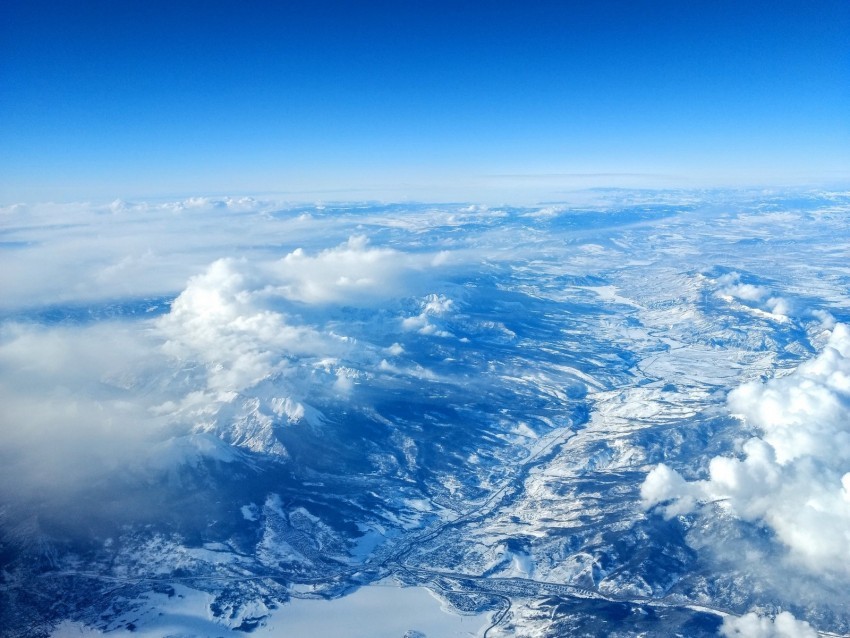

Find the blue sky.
xmin=1 ymin=0 xmax=848 ymax=202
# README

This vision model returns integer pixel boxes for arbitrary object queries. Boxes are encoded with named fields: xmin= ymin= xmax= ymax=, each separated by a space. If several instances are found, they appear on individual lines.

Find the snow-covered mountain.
xmin=1 ymin=190 xmax=849 ymax=637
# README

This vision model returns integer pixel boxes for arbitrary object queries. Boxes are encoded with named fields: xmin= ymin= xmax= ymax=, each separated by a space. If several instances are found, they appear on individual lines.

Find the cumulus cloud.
xmin=717 ymin=275 xmax=769 ymax=303
xmin=157 ymin=235 xmax=456 ymax=393
xmin=157 ymin=257 xmax=333 ymax=393
xmin=642 ymin=324 xmax=850 ymax=574
xmin=269 ymin=235 xmax=438 ymax=304
xmin=0 ymin=222 xmax=460 ymax=512
xmin=401 ymin=293 xmax=455 ymax=336
xmin=811 ymin=308 xmax=836 ymax=329
xmin=714 ymin=272 xmax=796 ymax=318
xmin=720 ymin=611 xmax=817 ymax=638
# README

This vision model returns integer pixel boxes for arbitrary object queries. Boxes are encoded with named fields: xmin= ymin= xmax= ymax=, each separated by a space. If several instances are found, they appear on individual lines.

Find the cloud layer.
xmin=3 ymin=192 xmax=850 ymax=636
xmin=0 ymin=224 xmax=458 ymax=507
xmin=158 ymin=257 xmax=330 ymax=393
xmin=269 ymin=235 xmax=424 ymax=304
xmin=720 ymin=611 xmax=817 ymax=638
xmin=714 ymin=272 xmax=796 ymax=318
xmin=642 ymin=323 xmax=850 ymax=574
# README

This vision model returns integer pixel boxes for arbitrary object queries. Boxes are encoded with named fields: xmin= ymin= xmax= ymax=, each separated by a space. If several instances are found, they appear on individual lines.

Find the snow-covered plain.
xmin=50 ymin=580 xmax=491 ymax=638
xmin=2 ymin=189 xmax=850 ymax=637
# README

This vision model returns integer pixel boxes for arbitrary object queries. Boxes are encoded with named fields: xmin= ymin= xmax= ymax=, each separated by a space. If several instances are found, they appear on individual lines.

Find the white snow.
xmin=50 ymin=581 xmax=492 ymax=638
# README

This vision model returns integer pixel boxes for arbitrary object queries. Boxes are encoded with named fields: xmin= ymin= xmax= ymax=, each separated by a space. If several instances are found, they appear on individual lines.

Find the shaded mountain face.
xmin=1 ymin=191 xmax=849 ymax=637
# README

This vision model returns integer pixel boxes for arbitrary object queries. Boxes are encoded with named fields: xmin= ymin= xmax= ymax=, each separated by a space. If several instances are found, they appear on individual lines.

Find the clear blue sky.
xmin=1 ymin=0 xmax=848 ymax=202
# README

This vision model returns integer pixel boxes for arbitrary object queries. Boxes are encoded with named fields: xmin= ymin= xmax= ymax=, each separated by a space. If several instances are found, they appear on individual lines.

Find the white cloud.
xmin=333 ymin=368 xmax=357 ymax=394
xmin=157 ymin=257 xmax=331 ymax=393
xmin=386 ymin=342 xmax=405 ymax=356
xmin=811 ymin=308 xmax=836 ymax=329
xmin=639 ymin=463 xmax=703 ymax=518
xmin=0 ymin=216 xmax=463 ymax=506
xmin=0 ymin=197 xmax=320 ymax=311
xmin=269 ymin=235 xmax=431 ymax=304
xmin=717 ymin=273 xmax=770 ymax=302
xmin=269 ymin=397 xmax=306 ymax=423
xmin=4 ymin=191 xmax=850 ymax=635
xmin=0 ymin=321 xmax=177 ymax=496
xmin=720 ymin=611 xmax=817 ymax=638
xmin=763 ymin=296 xmax=794 ymax=317
xmin=401 ymin=293 xmax=455 ymax=337
xmin=642 ymin=324 xmax=850 ymax=574
xmin=714 ymin=272 xmax=795 ymax=318
xmin=157 ymin=235 xmax=455 ymax=393
xmin=0 ymin=232 xmax=392 ymax=502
